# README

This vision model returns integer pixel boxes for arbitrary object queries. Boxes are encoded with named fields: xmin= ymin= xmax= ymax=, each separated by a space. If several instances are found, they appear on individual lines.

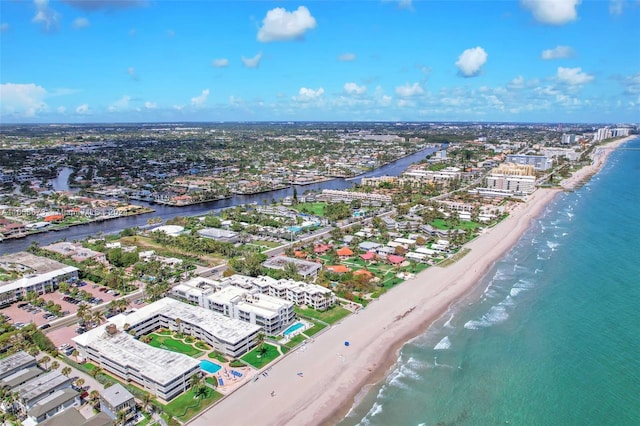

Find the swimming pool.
xmin=283 ymin=322 xmax=304 ymax=336
xmin=200 ymin=360 xmax=221 ymax=374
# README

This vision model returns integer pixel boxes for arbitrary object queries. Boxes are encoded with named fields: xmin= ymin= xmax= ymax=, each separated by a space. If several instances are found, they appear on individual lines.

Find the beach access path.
xmin=190 ymin=187 xmax=560 ymax=426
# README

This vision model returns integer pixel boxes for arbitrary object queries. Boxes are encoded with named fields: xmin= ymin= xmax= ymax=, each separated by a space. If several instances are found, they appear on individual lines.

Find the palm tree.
xmin=50 ymin=360 xmax=60 ymax=371
xmin=40 ymin=355 xmax=51 ymax=370
xmin=75 ymin=378 xmax=85 ymax=389
xmin=92 ymin=311 xmax=106 ymax=326
xmin=189 ymin=373 xmax=203 ymax=392
xmin=175 ymin=318 xmax=182 ymax=335
xmin=116 ymin=409 xmax=127 ymax=426
xmin=89 ymin=390 xmax=100 ymax=406
xmin=139 ymin=392 xmax=152 ymax=413
xmin=256 ymin=333 xmax=266 ymax=355
xmin=76 ymin=304 xmax=90 ymax=323
xmin=71 ymin=349 xmax=79 ymax=361
xmin=28 ymin=346 xmax=40 ymax=357
xmin=61 ymin=366 xmax=72 ymax=377
xmin=89 ymin=366 xmax=101 ymax=379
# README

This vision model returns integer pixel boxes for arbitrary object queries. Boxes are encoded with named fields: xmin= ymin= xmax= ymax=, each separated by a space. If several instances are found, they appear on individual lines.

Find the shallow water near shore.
xmin=341 ymin=137 xmax=640 ymax=426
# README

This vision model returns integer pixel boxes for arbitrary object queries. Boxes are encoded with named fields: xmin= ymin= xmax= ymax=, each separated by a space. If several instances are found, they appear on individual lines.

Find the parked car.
xmin=38 ymin=324 xmax=51 ymax=330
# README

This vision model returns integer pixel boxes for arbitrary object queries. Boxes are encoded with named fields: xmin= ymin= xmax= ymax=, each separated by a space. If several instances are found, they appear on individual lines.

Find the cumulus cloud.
xmin=0 ymin=23 xmax=9 ymax=33
xmin=212 ymin=58 xmax=229 ymax=68
xmin=609 ymin=0 xmax=624 ymax=15
xmin=191 ymin=89 xmax=210 ymax=106
xmin=0 ymin=83 xmax=48 ymax=117
xmin=557 ymin=67 xmax=594 ymax=85
xmin=521 ymin=0 xmax=581 ymax=25
xmin=344 ymin=82 xmax=366 ymax=95
xmin=72 ymin=17 xmax=90 ymax=28
xmin=257 ymin=6 xmax=317 ymax=42
xmin=108 ymin=95 xmax=130 ymax=112
xmin=508 ymin=76 xmax=526 ymax=89
xmin=541 ymin=45 xmax=575 ymax=60
xmin=32 ymin=0 xmax=60 ymax=32
xmin=241 ymin=52 xmax=263 ymax=69
xmin=294 ymin=87 xmax=324 ymax=102
xmin=338 ymin=53 xmax=356 ymax=62
xmin=76 ymin=104 xmax=90 ymax=114
xmin=144 ymin=101 xmax=157 ymax=109
xmin=395 ymin=82 xmax=424 ymax=97
xmin=398 ymin=0 xmax=413 ymax=10
xmin=455 ymin=47 xmax=488 ymax=77
xmin=62 ymin=0 xmax=145 ymax=11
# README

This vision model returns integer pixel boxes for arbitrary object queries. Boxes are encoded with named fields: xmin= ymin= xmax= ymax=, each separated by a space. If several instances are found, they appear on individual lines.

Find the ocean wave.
xmin=510 ymin=287 xmax=525 ymax=297
xmin=464 ymin=304 xmax=509 ymax=330
xmin=546 ymin=240 xmax=560 ymax=251
xmin=434 ymin=336 xmax=451 ymax=350
xmin=443 ymin=313 xmax=455 ymax=328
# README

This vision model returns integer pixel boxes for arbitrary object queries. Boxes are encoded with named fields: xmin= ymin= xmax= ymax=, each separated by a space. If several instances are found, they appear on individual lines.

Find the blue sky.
xmin=1 ymin=0 xmax=639 ymax=123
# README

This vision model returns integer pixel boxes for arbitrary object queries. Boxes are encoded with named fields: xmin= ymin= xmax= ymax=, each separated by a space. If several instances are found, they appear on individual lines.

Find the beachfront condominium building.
xmin=504 ymin=155 xmax=552 ymax=171
xmin=73 ymin=298 xmax=260 ymax=398
xmin=172 ymin=277 xmax=295 ymax=335
xmin=403 ymin=166 xmax=462 ymax=183
xmin=561 ymin=133 xmax=576 ymax=145
xmin=482 ymin=163 xmax=536 ymax=196
xmin=73 ymin=321 xmax=201 ymax=402
xmin=594 ymin=127 xmax=630 ymax=141
xmin=0 ymin=252 xmax=78 ymax=307
xmin=250 ymin=276 xmax=336 ymax=312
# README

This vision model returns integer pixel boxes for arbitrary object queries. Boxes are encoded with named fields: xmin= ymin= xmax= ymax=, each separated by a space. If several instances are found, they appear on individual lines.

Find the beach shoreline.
xmin=189 ymin=136 xmax=633 ymax=426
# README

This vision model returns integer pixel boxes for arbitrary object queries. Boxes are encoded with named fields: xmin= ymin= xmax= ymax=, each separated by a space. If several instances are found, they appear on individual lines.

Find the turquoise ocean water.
xmin=341 ymin=137 xmax=640 ymax=426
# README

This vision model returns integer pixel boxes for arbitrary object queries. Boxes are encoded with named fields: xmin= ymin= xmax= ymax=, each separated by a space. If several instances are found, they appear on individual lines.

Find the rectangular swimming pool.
xmin=200 ymin=360 xmax=221 ymax=374
xmin=283 ymin=322 xmax=304 ymax=336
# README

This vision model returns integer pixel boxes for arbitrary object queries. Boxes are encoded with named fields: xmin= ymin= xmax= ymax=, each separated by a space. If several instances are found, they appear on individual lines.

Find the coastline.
xmin=190 ymin=136 xmax=634 ymax=426
xmin=560 ymin=135 xmax=636 ymax=190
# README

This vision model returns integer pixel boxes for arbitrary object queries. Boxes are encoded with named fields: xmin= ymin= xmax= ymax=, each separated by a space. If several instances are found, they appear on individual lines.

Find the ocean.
xmin=341 ymin=137 xmax=640 ymax=426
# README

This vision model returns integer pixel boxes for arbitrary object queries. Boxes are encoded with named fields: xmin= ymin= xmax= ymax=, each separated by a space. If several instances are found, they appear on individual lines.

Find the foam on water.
xmin=546 ymin=240 xmax=559 ymax=251
xmin=443 ymin=313 xmax=455 ymax=329
xmin=434 ymin=336 xmax=451 ymax=350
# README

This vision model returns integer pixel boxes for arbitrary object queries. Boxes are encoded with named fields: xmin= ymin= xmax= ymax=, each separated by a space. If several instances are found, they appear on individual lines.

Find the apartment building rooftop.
xmin=14 ymin=370 xmax=69 ymax=403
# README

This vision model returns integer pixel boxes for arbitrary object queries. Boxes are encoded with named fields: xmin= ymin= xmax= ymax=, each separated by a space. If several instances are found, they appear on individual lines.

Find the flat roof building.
xmin=14 ymin=370 xmax=72 ymax=413
xmin=99 ymin=384 xmax=136 ymax=423
xmin=73 ymin=322 xmax=200 ymax=402
xmin=262 ymin=256 xmax=321 ymax=278
xmin=0 ymin=351 xmax=37 ymax=380
xmin=0 ymin=253 xmax=78 ymax=307
xmin=26 ymin=388 xmax=80 ymax=425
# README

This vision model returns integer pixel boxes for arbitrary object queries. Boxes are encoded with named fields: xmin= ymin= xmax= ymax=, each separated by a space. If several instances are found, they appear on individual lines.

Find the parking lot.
xmin=0 ymin=281 xmax=121 ymax=329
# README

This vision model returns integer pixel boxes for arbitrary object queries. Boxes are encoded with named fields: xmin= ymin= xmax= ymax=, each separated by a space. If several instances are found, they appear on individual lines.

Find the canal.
xmin=0 ymin=146 xmax=438 ymax=254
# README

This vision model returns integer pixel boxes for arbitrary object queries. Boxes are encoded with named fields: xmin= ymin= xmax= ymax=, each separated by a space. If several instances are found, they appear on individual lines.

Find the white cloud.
xmin=541 ymin=45 xmax=575 ymax=60
xmin=609 ymin=0 xmax=624 ymax=15
xmin=338 ymin=53 xmax=356 ymax=62
xmin=398 ymin=0 xmax=413 ymax=10
xmin=0 ymin=23 xmax=9 ymax=33
xmin=257 ymin=6 xmax=317 ymax=42
xmin=127 ymin=67 xmax=138 ymax=80
xmin=76 ymin=104 xmax=89 ymax=114
xmin=521 ymin=0 xmax=581 ymax=25
xmin=108 ymin=95 xmax=130 ymax=112
xmin=509 ymin=76 xmax=525 ymax=89
xmin=32 ymin=0 xmax=60 ymax=32
xmin=191 ymin=89 xmax=210 ymax=106
xmin=241 ymin=52 xmax=263 ymax=69
xmin=455 ymin=46 xmax=488 ymax=77
xmin=212 ymin=58 xmax=229 ymax=68
xmin=395 ymin=82 xmax=424 ymax=97
xmin=375 ymin=86 xmax=392 ymax=106
xmin=557 ymin=67 xmax=594 ymax=85
xmin=173 ymin=104 xmax=184 ymax=111
xmin=144 ymin=101 xmax=157 ymax=109
xmin=0 ymin=83 xmax=48 ymax=117
xmin=72 ymin=17 xmax=90 ymax=29
xmin=344 ymin=82 xmax=366 ymax=95
xmin=294 ymin=87 xmax=324 ymax=102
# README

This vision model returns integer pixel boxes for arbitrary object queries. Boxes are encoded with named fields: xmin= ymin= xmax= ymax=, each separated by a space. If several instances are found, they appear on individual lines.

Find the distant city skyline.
xmin=1 ymin=0 xmax=639 ymax=123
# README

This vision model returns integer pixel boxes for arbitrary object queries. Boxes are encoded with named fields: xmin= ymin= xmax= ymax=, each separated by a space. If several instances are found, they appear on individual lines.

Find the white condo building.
xmin=73 ymin=298 xmax=261 ymax=400
xmin=172 ymin=277 xmax=295 ymax=335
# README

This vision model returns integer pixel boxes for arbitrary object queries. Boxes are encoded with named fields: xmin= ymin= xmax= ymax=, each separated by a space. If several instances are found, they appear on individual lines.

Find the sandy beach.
xmin=189 ymin=136 xmax=633 ymax=426
xmin=560 ymin=135 xmax=636 ymax=190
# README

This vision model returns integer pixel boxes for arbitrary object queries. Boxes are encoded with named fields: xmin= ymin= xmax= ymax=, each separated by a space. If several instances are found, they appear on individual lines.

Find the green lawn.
xmin=147 ymin=334 xmax=203 ymax=357
xmin=304 ymin=322 xmax=327 ymax=336
xmin=240 ymin=343 xmax=280 ymax=369
xmin=295 ymin=305 xmax=351 ymax=324
xmin=292 ymin=202 xmax=327 ymax=217
xmin=430 ymin=218 xmax=480 ymax=231
xmin=283 ymin=334 xmax=307 ymax=350
xmin=195 ymin=341 xmax=210 ymax=350
xmin=163 ymin=388 xmax=223 ymax=422
xmin=207 ymin=351 xmax=227 ymax=363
